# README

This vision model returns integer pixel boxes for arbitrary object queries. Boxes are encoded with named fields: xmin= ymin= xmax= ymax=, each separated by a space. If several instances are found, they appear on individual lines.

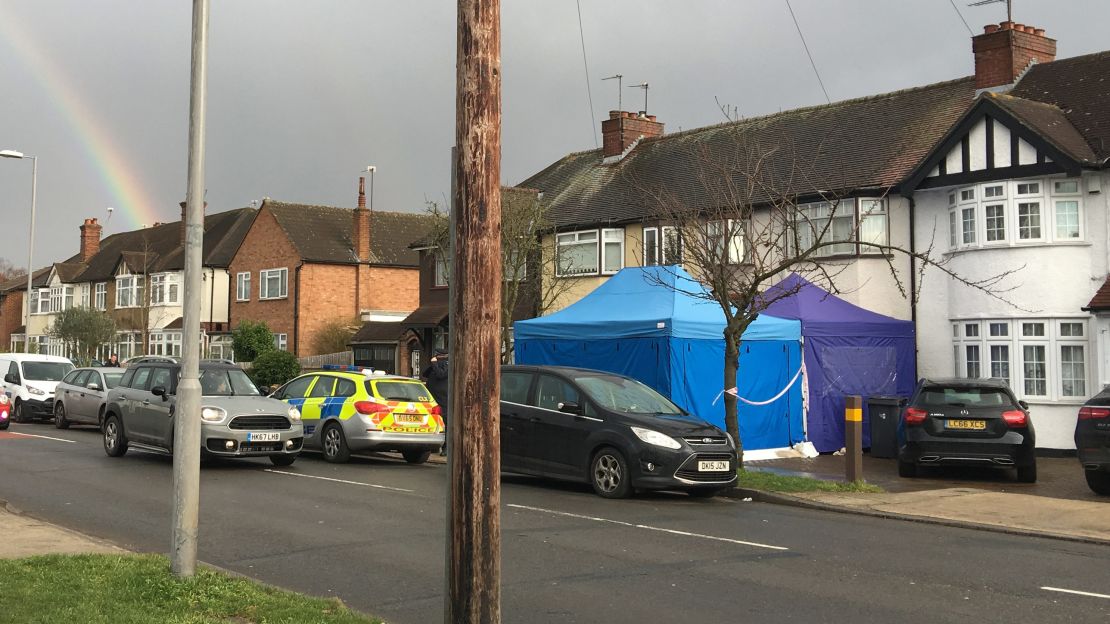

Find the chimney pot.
xmin=1000 ymin=20 xmax=1014 ymax=30
xmin=601 ymin=110 xmax=665 ymax=159
xmin=608 ymin=110 xmax=622 ymax=120
xmin=984 ymin=24 xmax=999 ymax=34
xmin=1034 ymin=28 xmax=1045 ymax=36
xmin=972 ymin=20 xmax=1056 ymax=90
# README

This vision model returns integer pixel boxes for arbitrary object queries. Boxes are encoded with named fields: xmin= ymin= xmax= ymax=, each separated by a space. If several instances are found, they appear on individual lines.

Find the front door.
xmin=145 ymin=367 xmax=176 ymax=446
xmin=124 ymin=367 xmax=155 ymax=442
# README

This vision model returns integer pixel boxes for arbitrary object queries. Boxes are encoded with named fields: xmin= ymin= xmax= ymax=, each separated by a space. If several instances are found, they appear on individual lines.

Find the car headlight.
xmin=27 ymin=387 xmax=45 ymax=396
xmin=287 ymin=405 xmax=301 ymax=421
xmin=630 ymin=426 xmax=682 ymax=450
xmin=200 ymin=406 xmax=227 ymax=422
xmin=0 ymin=394 xmax=8 ymax=405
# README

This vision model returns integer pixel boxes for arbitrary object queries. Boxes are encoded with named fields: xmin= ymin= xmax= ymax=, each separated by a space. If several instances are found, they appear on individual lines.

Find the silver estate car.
xmin=53 ymin=367 xmax=125 ymax=429
xmin=102 ymin=361 xmax=303 ymax=466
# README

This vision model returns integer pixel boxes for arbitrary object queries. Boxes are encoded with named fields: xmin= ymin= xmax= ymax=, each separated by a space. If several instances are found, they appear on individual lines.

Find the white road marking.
xmin=1041 ymin=586 xmax=1110 ymax=600
xmin=263 ymin=469 xmax=414 ymax=493
xmin=7 ymin=431 xmax=77 ymax=444
xmin=507 ymin=503 xmax=789 ymax=551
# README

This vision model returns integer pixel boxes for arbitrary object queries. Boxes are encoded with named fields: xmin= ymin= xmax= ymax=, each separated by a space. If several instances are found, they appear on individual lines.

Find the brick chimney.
xmin=602 ymin=110 xmax=664 ymax=160
xmin=352 ymin=176 xmax=371 ymax=262
xmin=179 ymin=200 xmax=208 ymax=244
xmin=79 ymin=218 xmax=102 ymax=262
xmin=972 ymin=21 xmax=1056 ymax=90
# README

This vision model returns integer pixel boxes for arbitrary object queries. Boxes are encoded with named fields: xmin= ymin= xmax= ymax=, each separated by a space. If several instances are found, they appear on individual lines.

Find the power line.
xmin=575 ymin=0 xmax=598 ymax=148
xmin=784 ymin=0 xmax=830 ymax=104
xmin=948 ymin=0 xmax=975 ymax=35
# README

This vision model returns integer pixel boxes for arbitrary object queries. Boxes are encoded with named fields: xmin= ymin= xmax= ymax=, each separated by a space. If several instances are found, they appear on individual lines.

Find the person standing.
xmin=107 ymin=353 xmax=121 ymax=367
xmin=422 ymin=348 xmax=450 ymax=454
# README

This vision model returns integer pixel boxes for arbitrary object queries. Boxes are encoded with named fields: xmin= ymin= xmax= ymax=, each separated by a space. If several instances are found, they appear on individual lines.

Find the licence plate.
xmin=698 ymin=460 xmax=729 ymax=472
xmin=247 ymin=432 xmax=281 ymax=442
xmin=945 ymin=419 xmax=987 ymax=430
xmin=394 ymin=414 xmax=424 ymax=424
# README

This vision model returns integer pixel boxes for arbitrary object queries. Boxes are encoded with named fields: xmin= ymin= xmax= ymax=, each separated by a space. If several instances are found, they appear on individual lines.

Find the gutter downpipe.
xmin=293 ymin=262 xmax=303 ymax=355
xmin=908 ymin=195 xmax=918 ymax=359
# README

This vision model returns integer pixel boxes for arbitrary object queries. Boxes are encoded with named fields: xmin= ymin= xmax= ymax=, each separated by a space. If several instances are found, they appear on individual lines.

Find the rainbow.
xmin=0 ymin=8 xmax=165 ymax=229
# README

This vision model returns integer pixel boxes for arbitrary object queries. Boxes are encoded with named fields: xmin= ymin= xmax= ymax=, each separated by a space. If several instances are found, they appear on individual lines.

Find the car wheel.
xmin=269 ymin=454 xmax=296 ymax=467
xmin=103 ymin=415 xmax=128 ymax=458
xmin=12 ymin=401 xmax=28 ymax=423
xmin=321 ymin=422 xmax=351 ymax=463
xmin=1016 ymin=462 xmax=1037 ymax=484
xmin=54 ymin=402 xmax=70 ymax=429
xmin=1086 ymin=470 xmax=1110 ymax=496
xmin=897 ymin=457 xmax=917 ymax=478
xmin=688 ymin=487 xmax=725 ymax=499
xmin=590 ymin=447 xmax=632 ymax=499
xmin=402 ymin=449 xmax=431 ymax=464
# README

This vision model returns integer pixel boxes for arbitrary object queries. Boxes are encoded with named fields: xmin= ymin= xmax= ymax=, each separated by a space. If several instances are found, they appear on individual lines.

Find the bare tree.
xmin=0 ymin=258 xmax=27 ymax=283
xmin=425 ymin=190 xmax=577 ymax=363
xmin=631 ymin=132 xmax=1022 ymax=464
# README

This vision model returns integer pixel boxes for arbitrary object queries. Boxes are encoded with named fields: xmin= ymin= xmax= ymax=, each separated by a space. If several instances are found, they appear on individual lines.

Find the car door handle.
xmin=142 ymin=400 xmax=151 ymax=406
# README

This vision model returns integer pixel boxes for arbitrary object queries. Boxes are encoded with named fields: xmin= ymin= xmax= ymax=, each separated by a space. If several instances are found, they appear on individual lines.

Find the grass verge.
xmin=739 ymin=469 xmax=883 ymax=494
xmin=0 ymin=553 xmax=381 ymax=624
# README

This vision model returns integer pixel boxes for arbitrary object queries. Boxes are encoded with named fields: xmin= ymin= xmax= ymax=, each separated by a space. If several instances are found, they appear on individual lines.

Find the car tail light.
xmin=429 ymin=404 xmax=442 ymax=416
xmin=903 ymin=407 xmax=927 ymax=425
xmin=1078 ymin=406 xmax=1110 ymax=420
xmin=1002 ymin=410 xmax=1027 ymax=427
xmin=354 ymin=400 xmax=391 ymax=415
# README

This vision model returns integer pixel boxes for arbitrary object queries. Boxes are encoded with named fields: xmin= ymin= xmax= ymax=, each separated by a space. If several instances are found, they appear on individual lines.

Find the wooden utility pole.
xmin=446 ymin=1 xmax=502 ymax=622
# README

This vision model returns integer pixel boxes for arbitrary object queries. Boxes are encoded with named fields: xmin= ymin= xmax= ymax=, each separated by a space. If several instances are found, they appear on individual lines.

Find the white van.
xmin=0 ymin=354 xmax=75 ymax=423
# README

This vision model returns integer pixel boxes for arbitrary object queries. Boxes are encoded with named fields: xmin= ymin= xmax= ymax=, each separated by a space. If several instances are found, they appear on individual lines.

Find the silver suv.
xmin=102 ymin=361 xmax=303 ymax=466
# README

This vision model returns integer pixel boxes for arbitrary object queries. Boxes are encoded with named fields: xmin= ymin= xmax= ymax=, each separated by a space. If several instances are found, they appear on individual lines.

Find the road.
xmin=1 ymin=422 xmax=1108 ymax=623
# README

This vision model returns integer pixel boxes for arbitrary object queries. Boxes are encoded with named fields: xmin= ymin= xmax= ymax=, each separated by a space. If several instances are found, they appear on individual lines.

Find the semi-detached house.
xmin=228 ymin=178 xmax=433 ymax=358
xmin=518 ymin=21 xmax=1110 ymax=450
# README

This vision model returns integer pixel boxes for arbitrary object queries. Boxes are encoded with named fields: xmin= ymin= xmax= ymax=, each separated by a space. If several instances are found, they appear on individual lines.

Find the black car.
xmin=499 ymin=365 xmax=737 ymax=498
xmin=1075 ymin=388 xmax=1110 ymax=495
xmin=897 ymin=378 xmax=1036 ymax=482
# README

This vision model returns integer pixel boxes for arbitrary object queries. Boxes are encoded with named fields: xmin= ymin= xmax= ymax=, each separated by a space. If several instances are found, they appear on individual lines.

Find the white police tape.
xmin=712 ymin=365 xmax=803 ymax=407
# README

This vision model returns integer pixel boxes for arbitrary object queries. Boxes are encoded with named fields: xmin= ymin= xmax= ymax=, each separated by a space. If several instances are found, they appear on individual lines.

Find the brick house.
xmin=517 ymin=21 xmax=1110 ymax=449
xmin=228 ymin=178 xmax=433 ymax=357
xmin=0 ymin=268 xmax=49 ymax=352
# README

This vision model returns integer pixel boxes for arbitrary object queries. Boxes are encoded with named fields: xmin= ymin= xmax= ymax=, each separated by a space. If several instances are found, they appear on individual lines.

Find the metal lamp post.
xmin=0 ymin=149 xmax=38 ymax=354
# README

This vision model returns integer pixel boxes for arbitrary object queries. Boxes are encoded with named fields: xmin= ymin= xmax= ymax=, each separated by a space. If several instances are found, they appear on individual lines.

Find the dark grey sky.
xmin=1 ymin=1 xmax=1106 ymax=268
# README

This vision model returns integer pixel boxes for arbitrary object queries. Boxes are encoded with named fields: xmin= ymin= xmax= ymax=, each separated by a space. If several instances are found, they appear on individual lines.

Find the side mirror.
xmin=86 ymin=382 xmax=101 ymax=391
xmin=1018 ymin=400 xmax=1029 ymax=410
xmin=558 ymin=401 xmax=584 ymax=415
xmin=151 ymin=385 xmax=167 ymax=399
xmin=4 ymin=373 xmax=18 ymax=384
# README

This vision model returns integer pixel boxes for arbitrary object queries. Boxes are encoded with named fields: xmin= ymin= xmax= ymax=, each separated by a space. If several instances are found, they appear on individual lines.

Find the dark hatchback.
xmin=1075 ymin=388 xmax=1110 ymax=495
xmin=897 ymin=378 xmax=1036 ymax=482
xmin=499 ymin=365 xmax=737 ymax=498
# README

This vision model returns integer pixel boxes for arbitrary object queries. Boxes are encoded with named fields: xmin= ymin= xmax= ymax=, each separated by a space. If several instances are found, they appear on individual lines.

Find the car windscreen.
xmin=102 ymin=372 xmax=124 ymax=389
xmin=574 ymin=374 xmax=685 ymax=415
xmin=917 ymin=386 xmax=1015 ymax=408
xmin=22 ymin=362 xmax=75 ymax=381
xmin=371 ymin=380 xmax=432 ymax=402
xmin=200 ymin=368 xmax=260 ymax=396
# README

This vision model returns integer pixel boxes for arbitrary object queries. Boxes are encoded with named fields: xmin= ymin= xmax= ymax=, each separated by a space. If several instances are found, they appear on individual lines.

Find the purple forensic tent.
xmin=761 ymin=274 xmax=916 ymax=453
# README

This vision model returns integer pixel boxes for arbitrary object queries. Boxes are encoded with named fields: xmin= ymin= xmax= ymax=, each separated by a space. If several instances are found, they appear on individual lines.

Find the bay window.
xmin=116 ymin=275 xmax=143 ymax=309
xmin=795 ymin=198 xmax=886 ymax=257
xmin=947 ymin=178 xmax=1083 ymax=250
xmin=954 ymin=318 xmax=1088 ymax=401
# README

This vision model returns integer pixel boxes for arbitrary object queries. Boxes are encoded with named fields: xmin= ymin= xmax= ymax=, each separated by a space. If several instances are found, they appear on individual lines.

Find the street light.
xmin=363 ymin=165 xmax=376 ymax=211
xmin=1 ymin=149 xmax=38 ymax=354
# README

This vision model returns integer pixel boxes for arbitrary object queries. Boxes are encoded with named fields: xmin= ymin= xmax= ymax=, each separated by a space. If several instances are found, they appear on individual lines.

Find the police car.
xmin=270 ymin=366 xmax=444 ymax=464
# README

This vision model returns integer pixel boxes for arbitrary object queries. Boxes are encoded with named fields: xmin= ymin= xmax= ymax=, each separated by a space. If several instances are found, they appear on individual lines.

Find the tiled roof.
xmin=75 ymin=207 xmax=255 ymax=282
xmin=53 ymin=262 xmax=86 ymax=283
xmin=350 ymin=320 xmax=405 ymax=344
xmin=1084 ymin=277 xmax=1110 ymax=311
xmin=987 ymin=94 xmax=1098 ymax=163
xmin=519 ymin=77 xmax=978 ymax=227
xmin=1010 ymin=50 xmax=1110 ymax=162
xmin=265 ymin=201 xmax=434 ymax=267
xmin=401 ymin=303 xmax=449 ymax=328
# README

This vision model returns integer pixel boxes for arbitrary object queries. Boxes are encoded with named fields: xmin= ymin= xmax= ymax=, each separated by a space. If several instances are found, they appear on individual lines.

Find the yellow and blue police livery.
xmin=271 ymin=365 xmax=444 ymax=464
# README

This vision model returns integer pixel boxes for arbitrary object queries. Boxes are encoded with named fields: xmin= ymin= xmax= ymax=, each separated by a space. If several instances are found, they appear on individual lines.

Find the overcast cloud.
xmin=1 ymin=0 xmax=1107 ymax=268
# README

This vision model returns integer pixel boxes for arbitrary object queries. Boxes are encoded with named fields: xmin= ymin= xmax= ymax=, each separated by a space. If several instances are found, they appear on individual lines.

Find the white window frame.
xmin=661 ymin=226 xmax=683 ymax=264
xmin=150 ymin=273 xmax=180 ymax=306
xmin=556 ymin=230 xmax=600 ymax=277
xmin=259 ymin=268 xmax=288 ymax=300
xmin=601 ymin=228 xmax=624 ymax=274
xmin=643 ymin=227 xmax=659 ymax=266
xmin=79 ymin=284 xmax=90 ymax=308
xmin=236 ymin=272 xmax=251 ymax=302
xmin=946 ymin=178 xmax=1085 ymax=252
xmin=434 ymin=254 xmax=450 ymax=287
xmin=954 ymin=317 xmax=1089 ymax=402
xmin=273 ymin=333 xmax=288 ymax=351
xmin=115 ymin=274 xmax=143 ymax=309
xmin=94 ymin=283 xmax=107 ymax=311
xmin=49 ymin=286 xmax=63 ymax=313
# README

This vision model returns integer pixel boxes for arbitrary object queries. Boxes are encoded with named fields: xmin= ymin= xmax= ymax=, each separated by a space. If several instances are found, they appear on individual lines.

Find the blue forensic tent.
xmin=514 ymin=267 xmax=805 ymax=451
xmin=762 ymin=274 xmax=917 ymax=453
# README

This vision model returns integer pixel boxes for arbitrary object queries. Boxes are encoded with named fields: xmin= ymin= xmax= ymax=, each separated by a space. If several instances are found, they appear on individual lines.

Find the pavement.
xmin=2 ymin=448 xmax=1105 ymax=564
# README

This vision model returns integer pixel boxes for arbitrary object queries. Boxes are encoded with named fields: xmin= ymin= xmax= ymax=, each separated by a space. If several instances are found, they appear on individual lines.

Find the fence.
xmin=297 ymin=350 xmax=354 ymax=370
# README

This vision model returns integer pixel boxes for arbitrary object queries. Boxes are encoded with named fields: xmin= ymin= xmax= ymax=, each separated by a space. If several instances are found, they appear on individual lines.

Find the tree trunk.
xmin=723 ymin=327 xmax=744 ymax=466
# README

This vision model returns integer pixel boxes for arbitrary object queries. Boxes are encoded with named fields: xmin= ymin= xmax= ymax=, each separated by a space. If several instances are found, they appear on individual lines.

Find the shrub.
xmin=251 ymin=350 xmax=301 ymax=388
xmin=313 ymin=318 xmax=358 ymax=355
xmin=232 ymin=320 xmax=275 ymax=362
